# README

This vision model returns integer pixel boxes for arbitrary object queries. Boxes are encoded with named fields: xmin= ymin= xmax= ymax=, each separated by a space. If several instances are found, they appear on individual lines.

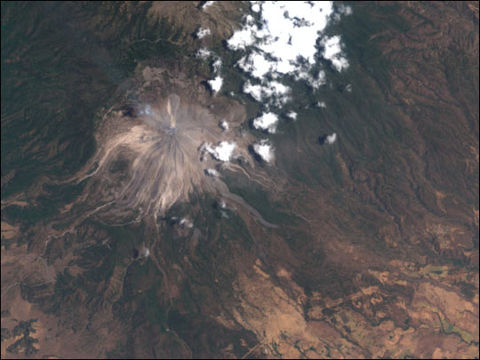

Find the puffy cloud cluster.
xmin=205 ymin=141 xmax=237 ymax=162
xmin=196 ymin=48 xmax=212 ymax=59
xmin=207 ymin=76 xmax=223 ymax=94
xmin=212 ymin=58 xmax=222 ymax=73
xmin=205 ymin=168 xmax=220 ymax=177
xmin=200 ymin=1 xmax=215 ymax=10
xmin=228 ymin=1 xmax=349 ymax=101
xmin=204 ymin=52 xmax=223 ymax=95
xmin=243 ymin=80 xmax=290 ymax=106
xmin=196 ymin=27 xmax=211 ymax=39
xmin=219 ymin=120 xmax=229 ymax=131
xmin=225 ymin=0 xmax=350 ymax=148
xmin=286 ymin=111 xmax=297 ymax=120
xmin=252 ymin=112 xmax=279 ymax=133
xmin=252 ymin=139 xmax=274 ymax=163
xmin=326 ymin=132 xmax=337 ymax=145
xmin=320 ymin=35 xmax=349 ymax=72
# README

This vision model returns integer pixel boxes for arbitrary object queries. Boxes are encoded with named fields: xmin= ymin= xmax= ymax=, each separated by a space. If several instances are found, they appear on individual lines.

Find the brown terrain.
xmin=1 ymin=1 xmax=479 ymax=359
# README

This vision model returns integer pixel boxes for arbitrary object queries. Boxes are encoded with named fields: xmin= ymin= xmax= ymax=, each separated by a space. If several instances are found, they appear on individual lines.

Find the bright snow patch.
xmin=208 ymin=76 xmax=223 ymax=93
xmin=196 ymin=27 xmax=211 ymax=39
xmin=206 ymin=141 xmax=236 ymax=162
xmin=326 ymin=132 xmax=337 ymax=145
xmin=252 ymin=112 xmax=279 ymax=133
xmin=253 ymin=139 xmax=274 ymax=163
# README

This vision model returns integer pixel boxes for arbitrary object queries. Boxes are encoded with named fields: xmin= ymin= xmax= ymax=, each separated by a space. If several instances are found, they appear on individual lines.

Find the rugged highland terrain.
xmin=1 ymin=1 xmax=479 ymax=359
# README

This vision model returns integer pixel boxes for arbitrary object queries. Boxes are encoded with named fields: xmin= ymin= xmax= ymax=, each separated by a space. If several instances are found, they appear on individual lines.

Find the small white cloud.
xmin=326 ymin=132 xmax=337 ymax=144
xmin=237 ymin=53 xmax=274 ymax=79
xmin=251 ymin=2 xmax=261 ymax=13
xmin=196 ymin=48 xmax=212 ymax=59
xmin=208 ymin=76 xmax=223 ymax=94
xmin=205 ymin=168 xmax=220 ymax=177
xmin=196 ymin=27 xmax=211 ymax=39
xmin=286 ymin=111 xmax=297 ymax=120
xmin=316 ymin=101 xmax=327 ymax=108
xmin=206 ymin=141 xmax=236 ymax=162
xmin=252 ymin=112 xmax=279 ymax=133
xmin=179 ymin=217 xmax=194 ymax=228
xmin=212 ymin=58 xmax=222 ymax=73
xmin=243 ymin=80 xmax=290 ymax=106
xmin=219 ymin=120 xmax=229 ymax=131
xmin=253 ymin=139 xmax=274 ymax=163
xmin=295 ymin=69 xmax=326 ymax=89
xmin=201 ymin=1 xmax=215 ymax=10
xmin=337 ymin=4 xmax=352 ymax=15
xmin=243 ymin=81 xmax=263 ymax=102
xmin=227 ymin=15 xmax=258 ymax=51
xmin=321 ymin=35 xmax=349 ymax=72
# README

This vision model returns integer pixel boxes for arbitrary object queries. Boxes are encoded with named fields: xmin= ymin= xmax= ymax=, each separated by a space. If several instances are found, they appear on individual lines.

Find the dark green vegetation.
xmin=2 ymin=1 xmax=478 ymax=359
xmin=1 ymin=2 xmax=183 ymax=200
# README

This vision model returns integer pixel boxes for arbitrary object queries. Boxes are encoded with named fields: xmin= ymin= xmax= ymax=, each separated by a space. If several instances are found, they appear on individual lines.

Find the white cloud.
xmin=179 ymin=217 xmax=194 ymax=228
xmin=243 ymin=81 xmax=263 ymax=102
xmin=208 ymin=76 xmax=223 ymax=93
xmin=286 ymin=111 xmax=297 ymax=120
xmin=228 ymin=2 xmax=334 ymax=68
xmin=253 ymin=139 xmax=274 ymax=163
xmin=227 ymin=14 xmax=258 ymax=50
xmin=337 ymin=4 xmax=352 ymax=16
xmin=201 ymin=1 xmax=215 ymax=10
xmin=219 ymin=120 xmax=229 ymax=131
xmin=326 ymin=132 xmax=337 ymax=144
xmin=205 ymin=168 xmax=220 ymax=177
xmin=212 ymin=58 xmax=222 ymax=73
xmin=196 ymin=48 xmax=212 ymax=59
xmin=206 ymin=141 xmax=237 ymax=162
xmin=218 ymin=199 xmax=227 ymax=209
xmin=196 ymin=27 xmax=211 ymax=39
xmin=295 ymin=69 xmax=326 ymax=89
xmin=242 ymin=80 xmax=290 ymax=106
xmin=316 ymin=101 xmax=327 ymax=108
xmin=251 ymin=1 xmax=261 ymax=12
xmin=320 ymin=35 xmax=349 ymax=72
xmin=252 ymin=112 xmax=279 ymax=133
xmin=227 ymin=1 xmax=350 ymax=104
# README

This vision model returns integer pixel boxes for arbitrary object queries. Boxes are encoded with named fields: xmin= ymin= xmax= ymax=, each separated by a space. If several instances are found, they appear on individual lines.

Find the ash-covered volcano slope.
xmin=64 ymin=65 xmax=279 ymax=226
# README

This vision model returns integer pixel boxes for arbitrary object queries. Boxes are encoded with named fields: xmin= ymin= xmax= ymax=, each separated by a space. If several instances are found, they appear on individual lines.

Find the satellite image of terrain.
xmin=1 ymin=1 xmax=479 ymax=359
